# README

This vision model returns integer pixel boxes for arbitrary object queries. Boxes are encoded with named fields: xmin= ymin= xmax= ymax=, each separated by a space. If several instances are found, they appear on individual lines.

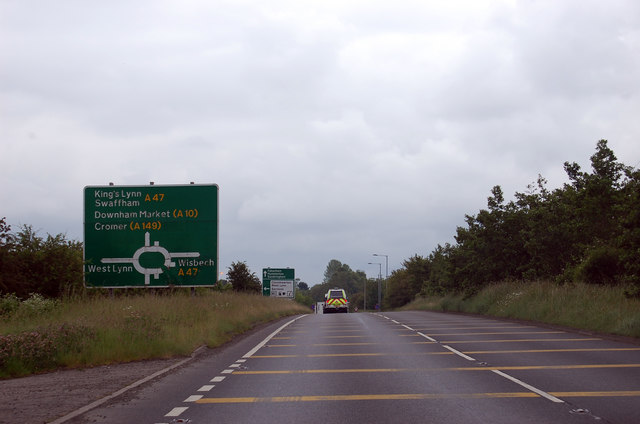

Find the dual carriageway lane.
xmin=75 ymin=311 xmax=640 ymax=423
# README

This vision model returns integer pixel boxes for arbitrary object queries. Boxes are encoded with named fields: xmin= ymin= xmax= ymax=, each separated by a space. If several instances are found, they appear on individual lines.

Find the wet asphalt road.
xmin=73 ymin=311 xmax=640 ymax=424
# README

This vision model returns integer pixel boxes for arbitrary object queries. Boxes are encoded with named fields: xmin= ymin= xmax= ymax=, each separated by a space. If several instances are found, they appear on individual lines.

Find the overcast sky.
xmin=1 ymin=0 xmax=639 ymax=285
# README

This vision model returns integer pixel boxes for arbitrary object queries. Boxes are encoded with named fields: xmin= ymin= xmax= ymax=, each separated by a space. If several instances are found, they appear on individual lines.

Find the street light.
xmin=373 ymin=253 xmax=388 ymax=290
xmin=368 ymin=262 xmax=382 ymax=311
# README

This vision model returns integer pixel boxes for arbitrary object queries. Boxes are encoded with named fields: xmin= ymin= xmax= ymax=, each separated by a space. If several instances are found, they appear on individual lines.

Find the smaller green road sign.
xmin=262 ymin=268 xmax=295 ymax=298
xmin=84 ymin=184 xmax=218 ymax=288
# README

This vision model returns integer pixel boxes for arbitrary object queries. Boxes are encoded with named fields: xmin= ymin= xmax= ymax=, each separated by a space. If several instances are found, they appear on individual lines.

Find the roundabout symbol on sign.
xmin=101 ymin=232 xmax=200 ymax=285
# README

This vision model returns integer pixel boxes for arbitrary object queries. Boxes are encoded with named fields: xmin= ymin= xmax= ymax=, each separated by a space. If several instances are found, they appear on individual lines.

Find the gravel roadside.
xmin=0 ymin=317 xmax=294 ymax=424
xmin=0 ymin=357 xmax=189 ymax=424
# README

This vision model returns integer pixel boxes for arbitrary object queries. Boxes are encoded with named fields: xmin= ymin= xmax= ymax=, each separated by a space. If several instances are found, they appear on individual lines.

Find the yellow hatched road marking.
xmin=321 ymin=335 xmax=366 ymax=338
xmin=423 ymin=331 xmax=566 ymax=336
xmin=444 ymin=338 xmax=600 ymax=344
xmin=195 ymin=391 xmax=640 ymax=404
xmin=234 ymin=368 xmax=402 ymax=375
xmin=196 ymin=392 xmax=538 ymax=403
xmin=318 ymin=325 xmax=362 ymax=328
xmin=267 ymin=339 xmax=600 ymax=348
xmin=312 ymin=342 xmax=436 ymax=346
xmin=284 ymin=329 xmax=362 ymax=333
xmin=415 ymin=326 xmax=533 ymax=331
xmin=551 ymin=391 xmax=640 ymax=397
xmin=278 ymin=335 xmax=367 ymax=340
xmin=252 ymin=352 xmax=453 ymax=358
xmin=491 ymin=364 xmax=640 ymax=371
xmin=233 ymin=364 xmax=640 ymax=375
xmin=465 ymin=348 xmax=640 ymax=354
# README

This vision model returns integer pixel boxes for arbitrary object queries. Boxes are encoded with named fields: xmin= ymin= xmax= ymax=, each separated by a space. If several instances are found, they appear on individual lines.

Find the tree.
xmin=297 ymin=281 xmax=309 ymax=291
xmin=0 ymin=223 xmax=84 ymax=298
xmin=313 ymin=260 xmax=369 ymax=309
xmin=381 ymin=139 xmax=639 ymax=301
xmin=323 ymin=259 xmax=349 ymax=282
xmin=0 ymin=217 xmax=12 ymax=246
xmin=385 ymin=255 xmax=429 ymax=308
xmin=0 ymin=217 xmax=16 ymax=294
xmin=227 ymin=261 xmax=261 ymax=293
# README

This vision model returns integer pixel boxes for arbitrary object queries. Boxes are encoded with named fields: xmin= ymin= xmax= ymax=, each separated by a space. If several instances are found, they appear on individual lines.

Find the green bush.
xmin=575 ymin=246 xmax=621 ymax=285
xmin=0 ymin=294 xmax=20 ymax=318
xmin=0 ymin=223 xmax=84 ymax=299
xmin=20 ymin=293 xmax=59 ymax=316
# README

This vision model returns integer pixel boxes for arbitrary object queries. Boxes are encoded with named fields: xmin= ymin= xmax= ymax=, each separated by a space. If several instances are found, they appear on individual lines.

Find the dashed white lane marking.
xmin=492 ymin=370 xmax=564 ymax=403
xmin=165 ymin=407 xmax=189 ymax=417
xmin=443 ymin=345 xmax=476 ymax=361
xmin=417 ymin=332 xmax=438 ymax=342
xmin=163 ymin=316 xmax=306 ymax=421
xmin=381 ymin=314 xmax=565 ymax=403
xmin=50 ymin=352 xmax=198 ymax=424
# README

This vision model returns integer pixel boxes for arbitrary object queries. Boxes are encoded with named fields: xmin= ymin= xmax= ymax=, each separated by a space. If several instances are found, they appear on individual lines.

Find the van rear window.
xmin=329 ymin=290 xmax=344 ymax=298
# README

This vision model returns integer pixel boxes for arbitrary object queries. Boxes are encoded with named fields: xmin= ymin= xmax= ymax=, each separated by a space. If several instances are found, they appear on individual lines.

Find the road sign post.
xmin=262 ymin=268 xmax=295 ymax=298
xmin=84 ymin=184 xmax=218 ymax=288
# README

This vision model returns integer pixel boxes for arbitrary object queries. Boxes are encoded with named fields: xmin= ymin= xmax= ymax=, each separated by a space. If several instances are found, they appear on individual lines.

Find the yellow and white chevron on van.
xmin=323 ymin=288 xmax=349 ymax=313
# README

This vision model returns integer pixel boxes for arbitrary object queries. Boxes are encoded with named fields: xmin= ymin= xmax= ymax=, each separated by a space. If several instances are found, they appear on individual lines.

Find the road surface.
xmin=71 ymin=311 xmax=640 ymax=423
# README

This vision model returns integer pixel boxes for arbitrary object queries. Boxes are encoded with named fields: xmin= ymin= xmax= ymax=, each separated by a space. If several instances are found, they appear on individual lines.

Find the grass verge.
xmin=0 ymin=291 xmax=309 ymax=378
xmin=402 ymin=281 xmax=640 ymax=339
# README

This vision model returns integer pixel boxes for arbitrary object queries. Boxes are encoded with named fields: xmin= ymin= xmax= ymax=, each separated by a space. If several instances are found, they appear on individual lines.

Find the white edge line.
xmin=243 ymin=315 xmax=305 ymax=358
xmin=492 ymin=369 xmax=564 ymax=403
xmin=48 ymin=315 xmax=306 ymax=423
xmin=442 ymin=345 xmax=476 ymax=361
xmin=49 ymin=355 xmax=195 ymax=424
xmin=402 ymin=325 xmax=414 ymax=331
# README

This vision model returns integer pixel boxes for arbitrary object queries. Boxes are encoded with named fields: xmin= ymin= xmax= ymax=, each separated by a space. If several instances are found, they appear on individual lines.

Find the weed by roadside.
xmin=1 ymin=293 xmax=59 ymax=321
xmin=0 ymin=323 xmax=95 ymax=377
xmin=0 ymin=291 xmax=309 ymax=378
xmin=403 ymin=281 xmax=640 ymax=339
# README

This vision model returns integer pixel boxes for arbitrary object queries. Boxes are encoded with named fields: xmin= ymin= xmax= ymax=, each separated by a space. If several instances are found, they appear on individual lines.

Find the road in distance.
xmin=74 ymin=311 xmax=640 ymax=424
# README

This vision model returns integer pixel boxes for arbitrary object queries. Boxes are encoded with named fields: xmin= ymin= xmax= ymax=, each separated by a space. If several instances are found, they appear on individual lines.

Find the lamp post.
xmin=368 ymin=262 xmax=382 ymax=311
xmin=363 ymin=278 xmax=366 ymax=311
xmin=373 ymin=253 xmax=388 ymax=290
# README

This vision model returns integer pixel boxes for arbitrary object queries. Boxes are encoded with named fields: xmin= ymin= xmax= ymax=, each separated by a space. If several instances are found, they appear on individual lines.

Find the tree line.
xmin=302 ymin=140 xmax=639 ymax=310
xmin=383 ymin=140 xmax=640 ymax=308
xmin=0 ymin=221 xmax=84 ymax=298
xmin=3 ymin=140 xmax=637 ymax=309
xmin=0 ymin=217 xmax=263 ymax=298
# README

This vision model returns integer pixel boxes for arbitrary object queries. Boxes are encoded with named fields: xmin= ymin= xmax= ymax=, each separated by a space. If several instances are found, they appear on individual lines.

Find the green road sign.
xmin=84 ymin=184 xmax=218 ymax=288
xmin=262 ymin=268 xmax=295 ymax=297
